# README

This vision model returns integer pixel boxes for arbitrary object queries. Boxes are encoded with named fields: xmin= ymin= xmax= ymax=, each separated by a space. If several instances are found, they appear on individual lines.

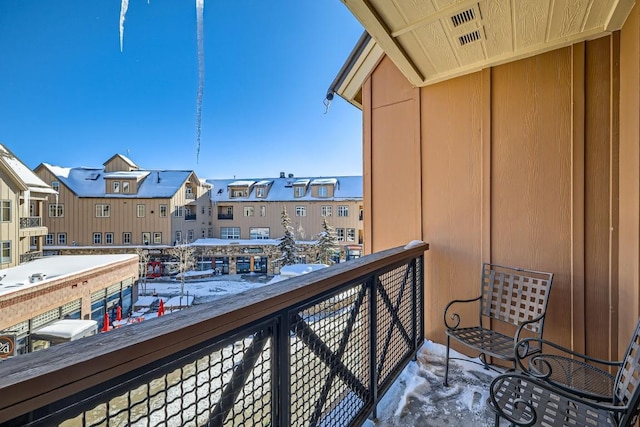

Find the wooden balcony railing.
xmin=0 ymin=242 xmax=428 ymax=427
xmin=19 ymin=217 xmax=42 ymax=229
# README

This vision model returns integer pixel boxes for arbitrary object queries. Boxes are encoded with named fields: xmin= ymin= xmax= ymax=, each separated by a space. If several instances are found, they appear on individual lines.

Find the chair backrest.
xmin=480 ymin=263 xmax=553 ymax=336
xmin=614 ymin=319 xmax=640 ymax=426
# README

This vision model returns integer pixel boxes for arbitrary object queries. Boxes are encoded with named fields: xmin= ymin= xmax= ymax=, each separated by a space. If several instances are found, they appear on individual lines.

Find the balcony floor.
xmin=364 ymin=341 xmax=510 ymax=427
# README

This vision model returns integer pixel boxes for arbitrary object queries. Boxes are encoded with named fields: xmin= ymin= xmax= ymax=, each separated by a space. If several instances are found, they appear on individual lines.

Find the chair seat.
xmin=489 ymin=374 xmax=616 ymax=426
xmin=446 ymin=326 xmax=519 ymax=361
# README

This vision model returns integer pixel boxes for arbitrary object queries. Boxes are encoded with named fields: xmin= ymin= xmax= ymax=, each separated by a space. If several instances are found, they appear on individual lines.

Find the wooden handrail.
xmin=0 ymin=242 xmax=428 ymax=423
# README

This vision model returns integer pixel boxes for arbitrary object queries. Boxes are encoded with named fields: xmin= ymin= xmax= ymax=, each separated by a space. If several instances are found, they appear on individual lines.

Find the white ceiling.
xmin=340 ymin=0 xmax=635 ymax=87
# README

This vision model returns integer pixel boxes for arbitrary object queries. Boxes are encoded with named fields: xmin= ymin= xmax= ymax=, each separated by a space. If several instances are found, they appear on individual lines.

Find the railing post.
xmin=275 ymin=310 xmax=290 ymax=427
xmin=412 ymin=258 xmax=418 ymax=360
xmin=369 ymin=274 xmax=378 ymax=420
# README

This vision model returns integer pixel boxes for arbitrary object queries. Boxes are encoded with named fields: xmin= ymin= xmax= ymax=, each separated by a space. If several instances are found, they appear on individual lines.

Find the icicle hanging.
xmin=195 ymin=0 xmax=205 ymax=163
xmin=119 ymin=0 xmax=129 ymax=52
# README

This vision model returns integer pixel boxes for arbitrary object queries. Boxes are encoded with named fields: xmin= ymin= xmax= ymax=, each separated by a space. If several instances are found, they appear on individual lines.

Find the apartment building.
xmin=0 ymin=146 xmax=138 ymax=357
xmin=34 ymin=154 xmax=212 ymax=250
xmin=207 ymin=173 xmax=363 ymax=245
xmin=0 ymin=145 xmax=57 ymax=268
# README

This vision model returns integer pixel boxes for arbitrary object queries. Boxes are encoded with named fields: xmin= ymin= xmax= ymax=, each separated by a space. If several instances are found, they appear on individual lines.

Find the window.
xmin=122 ymin=181 xmax=130 ymax=193
xmin=337 ymin=205 xmax=349 ymax=217
xmin=175 ymin=231 xmax=182 ymax=243
xmin=294 ymin=186 xmax=305 ymax=197
xmin=321 ymin=205 xmax=332 ymax=217
xmin=45 ymin=234 xmax=54 ymax=245
xmin=244 ymin=206 xmax=254 ymax=217
xmin=113 ymin=181 xmax=120 ymax=193
xmin=250 ymin=227 xmax=270 ymax=240
xmin=153 ymin=232 xmax=162 ymax=244
xmin=256 ymin=187 xmax=265 ymax=198
xmin=48 ymin=203 xmax=64 ymax=217
xmin=336 ymin=228 xmax=345 ymax=242
xmin=295 ymin=206 xmax=306 ymax=217
xmin=185 ymin=186 xmax=194 ymax=197
xmin=96 ymin=204 xmax=110 ymax=217
xmin=318 ymin=186 xmax=328 ymax=197
xmin=0 ymin=200 xmax=10 ymax=222
xmin=0 ymin=241 xmax=10 ymax=264
xmin=105 ymin=232 xmax=114 ymax=244
xmin=93 ymin=233 xmax=102 ymax=244
xmin=187 ymin=229 xmax=194 ymax=241
xmin=142 ymin=232 xmax=150 ymax=245
xmin=231 ymin=189 xmax=247 ymax=198
xmin=57 ymin=233 xmax=67 ymax=245
xmin=122 ymin=232 xmax=131 ymax=244
xmin=175 ymin=206 xmax=184 ymax=217
xmin=260 ymin=206 xmax=266 ymax=217
xmin=201 ymin=206 xmax=205 ymax=214
xmin=347 ymin=228 xmax=356 ymax=242
xmin=51 ymin=181 xmax=59 ymax=192
xmin=160 ymin=205 xmax=167 ymax=217
xmin=221 ymin=227 xmax=240 ymax=239
xmin=137 ymin=204 xmax=145 ymax=218
xmin=208 ymin=228 xmax=213 ymax=238
xmin=208 ymin=206 xmax=212 ymax=216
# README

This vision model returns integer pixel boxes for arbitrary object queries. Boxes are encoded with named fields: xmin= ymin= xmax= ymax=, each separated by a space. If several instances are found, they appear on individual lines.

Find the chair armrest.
xmin=489 ymin=373 xmax=624 ymax=426
xmin=443 ymin=295 xmax=481 ymax=330
xmin=515 ymin=337 xmax=623 ymax=373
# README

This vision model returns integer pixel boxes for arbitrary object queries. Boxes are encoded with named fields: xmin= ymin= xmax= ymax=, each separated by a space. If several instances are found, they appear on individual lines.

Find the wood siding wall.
xmin=363 ymin=24 xmax=631 ymax=356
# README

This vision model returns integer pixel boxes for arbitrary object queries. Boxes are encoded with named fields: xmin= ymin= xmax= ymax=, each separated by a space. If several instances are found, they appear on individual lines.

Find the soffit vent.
xmin=451 ymin=8 xmax=476 ymax=27
xmin=459 ymin=30 xmax=481 ymax=46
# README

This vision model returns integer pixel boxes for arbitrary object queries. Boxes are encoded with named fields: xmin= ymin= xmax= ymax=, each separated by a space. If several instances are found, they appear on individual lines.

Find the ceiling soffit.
xmin=341 ymin=0 xmax=635 ymax=87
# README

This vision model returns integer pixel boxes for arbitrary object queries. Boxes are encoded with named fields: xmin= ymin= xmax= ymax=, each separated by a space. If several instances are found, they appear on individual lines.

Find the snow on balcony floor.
xmin=364 ymin=340 xmax=510 ymax=427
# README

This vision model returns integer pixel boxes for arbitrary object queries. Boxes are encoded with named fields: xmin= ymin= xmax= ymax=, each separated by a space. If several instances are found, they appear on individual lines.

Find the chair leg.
xmin=444 ymin=335 xmax=451 ymax=386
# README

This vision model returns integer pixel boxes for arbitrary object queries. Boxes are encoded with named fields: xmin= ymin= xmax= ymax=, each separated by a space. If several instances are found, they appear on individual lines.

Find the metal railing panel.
xmin=0 ymin=243 xmax=428 ymax=427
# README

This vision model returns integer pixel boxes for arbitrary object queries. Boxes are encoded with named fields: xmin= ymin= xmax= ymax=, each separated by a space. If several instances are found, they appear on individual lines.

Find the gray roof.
xmin=207 ymin=175 xmax=362 ymax=202
xmin=41 ymin=163 xmax=194 ymax=198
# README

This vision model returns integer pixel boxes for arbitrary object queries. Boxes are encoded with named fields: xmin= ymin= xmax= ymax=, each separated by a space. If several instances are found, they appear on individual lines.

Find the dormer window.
xmin=231 ymin=189 xmax=247 ymax=198
xmin=122 ymin=181 xmax=130 ymax=193
xmin=294 ymin=186 xmax=305 ymax=197
xmin=256 ymin=187 xmax=265 ymax=198
xmin=113 ymin=181 xmax=120 ymax=193
xmin=318 ymin=186 xmax=327 ymax=197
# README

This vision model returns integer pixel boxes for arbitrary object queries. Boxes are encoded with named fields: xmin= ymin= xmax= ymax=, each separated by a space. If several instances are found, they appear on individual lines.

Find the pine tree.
xmin=316 ymin=217 xmax=339 ymax=265
xmin=278 ymin=206 xmax=298 ymax=266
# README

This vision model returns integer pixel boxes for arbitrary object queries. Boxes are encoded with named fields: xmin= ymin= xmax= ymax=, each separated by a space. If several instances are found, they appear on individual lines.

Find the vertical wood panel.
xmin=421 ymin=71 xmax=484 ymax=345
xmin=584 ymin=36 xmax=616 ymax=360
xmin=369 ymin=57 xmax=422 ymax=253
xmin=362 ymin=77 xmax=373 ymax=254
xmin=618 ymin=4 xmax=640 ymax=356
xmin=491 ymin=49 xmax=573 ymax=347
xmin=571 ymin=43 xmax=586 ymax=354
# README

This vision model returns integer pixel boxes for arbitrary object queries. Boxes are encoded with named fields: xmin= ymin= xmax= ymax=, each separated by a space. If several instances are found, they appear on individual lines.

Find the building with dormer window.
xmin=34 ymin=154 xmax=212 ymax=249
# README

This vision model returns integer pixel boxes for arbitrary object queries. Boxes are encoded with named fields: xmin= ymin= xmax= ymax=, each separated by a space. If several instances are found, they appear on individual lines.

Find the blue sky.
xmin=0 ymin=1 xmax=364 ymax=179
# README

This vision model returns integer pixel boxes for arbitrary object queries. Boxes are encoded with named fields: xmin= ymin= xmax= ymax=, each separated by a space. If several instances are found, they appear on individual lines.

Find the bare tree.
xmin=135 ymin=247 xmax=150 ymax=294
xmin=166 ymin=243 xmax=196 ymax=299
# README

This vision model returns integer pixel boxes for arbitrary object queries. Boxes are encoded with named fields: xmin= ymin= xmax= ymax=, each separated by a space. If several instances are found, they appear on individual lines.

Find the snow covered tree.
xmin=167 ymin=243 xmax=196 ymax=298
xmin=316 ymin=218 xmax=339 ymax=265
xmin=278 ymin=206 xmax=298 ymax=266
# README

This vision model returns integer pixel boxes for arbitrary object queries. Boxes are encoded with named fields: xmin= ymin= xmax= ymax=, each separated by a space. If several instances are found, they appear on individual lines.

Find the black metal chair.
xmin=488 ymin=318 xmax=640 ymax=426
xmin=443 ymin=263 xmax=554 ymax=386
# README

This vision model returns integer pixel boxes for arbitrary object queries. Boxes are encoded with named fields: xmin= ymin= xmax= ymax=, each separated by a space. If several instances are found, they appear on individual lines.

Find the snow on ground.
xmin=364 ymin=340 xmax=510 ymax=427
xmin=138 ymin=274 xmax=274 ymax=305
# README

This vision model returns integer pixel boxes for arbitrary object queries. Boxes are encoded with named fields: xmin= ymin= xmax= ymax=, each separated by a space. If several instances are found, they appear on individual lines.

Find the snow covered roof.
xmin=207 ymin=175 xmax=362 ymax=202
xmin=31 ymin=319 xmax=98 ymax=341
xmin=191 ymin=238 xmax=316 ymax=246
xmin=41 ymin=163 xmax=195 ymax=198
xmin=0 ymin=254 xmax=137 ymax=297
xmin=228 ymin=180 xmax=255 ymax=187
xmin=0 ymin=144 xmax=57 ymax=195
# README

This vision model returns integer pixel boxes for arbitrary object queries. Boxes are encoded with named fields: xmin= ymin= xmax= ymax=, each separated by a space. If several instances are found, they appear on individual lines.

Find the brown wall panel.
xmin=490 ymin=49 xmax=573 ymax=347
xmin=368 ymin=57 xmax=422 ymax=252
xmin=420 ymin=71 xmax=486 ymax=344
xmin=619 ymin=4 xmax=640 ymax=355
xmin=584 ymin=36 xmax=619 ymax=359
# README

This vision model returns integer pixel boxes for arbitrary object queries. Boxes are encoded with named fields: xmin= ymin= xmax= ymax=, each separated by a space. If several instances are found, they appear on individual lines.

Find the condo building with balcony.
xmin=0 ymin=144 xmax=56 ymax=267
xmin=0 ymin=146 xmax=138 ymax=356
